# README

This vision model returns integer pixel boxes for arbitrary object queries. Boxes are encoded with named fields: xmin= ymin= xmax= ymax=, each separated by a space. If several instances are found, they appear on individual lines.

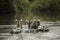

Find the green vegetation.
xmin=14 ymin=0 xmax=60 ymax=21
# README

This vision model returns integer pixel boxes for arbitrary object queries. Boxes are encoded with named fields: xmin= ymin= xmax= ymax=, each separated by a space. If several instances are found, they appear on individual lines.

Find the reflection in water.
xmin=0 ymin=25 xmax=60 ymax=40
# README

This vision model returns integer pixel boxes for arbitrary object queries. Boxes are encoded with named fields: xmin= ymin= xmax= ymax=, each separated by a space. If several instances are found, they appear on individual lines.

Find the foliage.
xmin=14 ymin=0 xmax=60 ymax=21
